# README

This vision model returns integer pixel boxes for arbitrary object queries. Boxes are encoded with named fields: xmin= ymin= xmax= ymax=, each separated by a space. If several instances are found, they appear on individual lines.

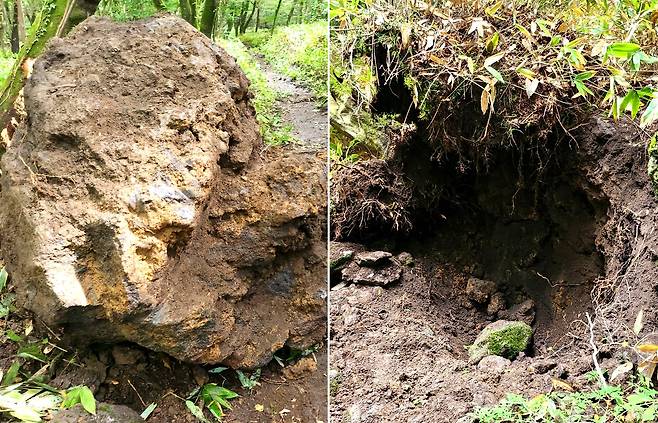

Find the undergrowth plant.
xmin=186 ymin=383 xmax=239 ymax=422
xmin=473 ymin=377 xmax=658 ymax=422
xmin=0 ymin=267 xmax=97 ymax=422
xmin=330 ymin=0 xmax=658 ymax=162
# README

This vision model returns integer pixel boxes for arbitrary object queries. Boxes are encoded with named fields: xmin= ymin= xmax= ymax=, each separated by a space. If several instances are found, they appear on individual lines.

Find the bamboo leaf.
xmin=607 ymin=42 xmax=641 ymax=59
xmin=525 ymin=78 xmax=539 ymax=98
xmin=480 ymin=89 xmax=490 ymax=114
xmin=186 ymin=400 xmax=210 ymax=423
xmin=484 ymin=52 xmax=505 ymax=68
xmin=485 ymin=66 xmax=504 ymax=83
xmin=640 ymin=97 xmax=658 ymax=128
xmin=634 ymin=309 xmax=644 ymax=335
xmin=141 ymin=403 xmax=157 ymax=419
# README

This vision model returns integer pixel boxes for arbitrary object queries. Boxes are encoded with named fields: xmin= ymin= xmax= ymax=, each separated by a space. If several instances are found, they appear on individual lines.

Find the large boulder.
xmin=0 ymin=16 xmax=326 ymax=368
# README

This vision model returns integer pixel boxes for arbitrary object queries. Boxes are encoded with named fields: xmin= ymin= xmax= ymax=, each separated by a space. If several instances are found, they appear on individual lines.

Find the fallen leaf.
xmin=484 ymin=52 xmax=505 ymax=68
xmin=480 ymin=89 xmax=490 ymax=114
xmin=638 ymin=359 xmax=657 ymax=380
xmin=551 ymin=378 xmax=573 ymax=392
xmin=401 ymin=25 xmax=412 ymax=49
xmin=255 ymin=404 xmax=264 ymax=412
xmin=610 ymin=362 xmax=633 ymax=382
xmin=634 ymin=309 xmax=644 ymax=335
xmin=525 ymin=78 xmax=540 ymax=98
xmin=636 ymin=343 xmax=658 ymax=353
xmin=279 ymin=408 xmax=291 ymax=418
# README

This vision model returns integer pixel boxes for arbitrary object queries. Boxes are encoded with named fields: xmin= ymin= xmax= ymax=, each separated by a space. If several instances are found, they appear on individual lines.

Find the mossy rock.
xmin=468 ymin=320 xmax=533 ymax=364
xmin=330 ymin=250 xmax=354 ymax=270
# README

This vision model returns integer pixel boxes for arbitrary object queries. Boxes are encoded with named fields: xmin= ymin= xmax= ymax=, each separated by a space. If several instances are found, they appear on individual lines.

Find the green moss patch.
xmin=469 ymin=320 xmax=533 ymax=364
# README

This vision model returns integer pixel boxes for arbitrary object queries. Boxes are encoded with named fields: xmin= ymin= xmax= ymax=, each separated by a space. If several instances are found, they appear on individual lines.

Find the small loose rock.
xmin=355 ymin=251 xmax=393 ymax=267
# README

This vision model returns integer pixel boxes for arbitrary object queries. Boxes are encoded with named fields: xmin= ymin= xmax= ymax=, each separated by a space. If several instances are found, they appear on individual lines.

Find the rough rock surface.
xmin=465 ymin=277 xmax=497 ymax=304
xmin=0 ymin=16 xmax=326 ymax=368
xmin=341 ymin=250 xmax=402 ymax=287
xmin=355 ymin=251 xmax=392 ymax=267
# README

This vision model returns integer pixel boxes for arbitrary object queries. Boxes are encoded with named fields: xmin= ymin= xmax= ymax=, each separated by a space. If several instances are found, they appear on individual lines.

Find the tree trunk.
xmin=16 ymin=0 xmax=25 ymax=44
xmin=239 ymin=0 xmax=256 ymax=34
xmin=1 ymin=0 xmax=73 ymax=114
xmin=199 ymin=0 xmax=216 ymax=37
xmin=0 ymin=1 xmax=7 ymax=50
xmin=254 ymin=7 xmax=259 ymax=32
xmin=285 ymin=0 xmax=297 ymax=26
xmin=235 ymin=0 xmax=246 ymax=36
xmin=10 ymin=1 xmax=20 ymax=53
xmin=190 ymin=0 xmax=197 ymax=22
xmin=270 ymin=0 xmax=282 ymax=34
xmin=179 ymin=0 xmax=194 ymax=25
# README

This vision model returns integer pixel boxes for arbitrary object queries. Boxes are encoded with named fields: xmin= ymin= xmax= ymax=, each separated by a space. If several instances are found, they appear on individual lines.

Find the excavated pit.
xmin=332 ymin=131 xmax=613 ymax=350
xmin=401 ymin=139 xmax=610 ymax=349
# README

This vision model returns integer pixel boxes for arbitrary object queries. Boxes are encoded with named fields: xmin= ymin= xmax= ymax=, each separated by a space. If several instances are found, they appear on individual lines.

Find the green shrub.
xmin=239 ymin=31 xmax=271 ymax=48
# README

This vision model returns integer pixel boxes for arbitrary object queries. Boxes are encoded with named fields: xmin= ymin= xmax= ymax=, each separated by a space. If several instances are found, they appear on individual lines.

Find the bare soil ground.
xmin=329 ymin=117 xmax=658 ymax=422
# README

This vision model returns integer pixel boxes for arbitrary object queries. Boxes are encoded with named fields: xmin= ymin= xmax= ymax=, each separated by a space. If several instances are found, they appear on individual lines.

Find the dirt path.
xmin=257 ymin=56 xmax=327 ymax=150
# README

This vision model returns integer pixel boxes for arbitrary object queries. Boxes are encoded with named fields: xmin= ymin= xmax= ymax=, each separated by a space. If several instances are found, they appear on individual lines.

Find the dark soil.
xmin=0 ymin=307 xmax=326 ymax=422
xmin=330 ymin=117 xmax=658 ymax=421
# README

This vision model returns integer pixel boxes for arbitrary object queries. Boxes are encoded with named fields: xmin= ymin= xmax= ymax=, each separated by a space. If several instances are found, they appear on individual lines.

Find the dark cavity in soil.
xmin=394 ymin=136 xmax=610 ymax=350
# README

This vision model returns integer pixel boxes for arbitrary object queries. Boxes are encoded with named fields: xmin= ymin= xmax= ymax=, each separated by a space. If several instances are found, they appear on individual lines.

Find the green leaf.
xmin=61 ymin=388 xmax=81 ymax=409
xmin=574 ymin=71 xmax=596 ymax=81
xmin=640 ymin=97 xmax=658 ymax=128
xmin=607 ymin=42 xmax=641 ymax=59
xmin=208 ymin=366 xmax=228 ymax=375
xmin=517 ymin=68 xmax=535 ymax=79
xmin=2 ymin=361 xmax=20 ymax=386
xmin=141 ymin=403 xmax=157 ymax=419
xmin=6 ymin=330 xmax=23 ymax=343
xmin=17 ymin=344 xmax=48 ymax=363
xmin=486 ymin=32 xmax=499 ymax=52
xmin=9 ymin=405 xmax=42 ymax=422
xmin=485 ymin=66 xmax=504 ymax=83
xmin=620 ymin=90 xmax=641 ymax=119
xmin=207 ymin=401 xmax=223 ymax=420
xmin=185 ymin=400 xmax=210 ymax=423
xmin=573 ymin=80 xmax=593 ymax=98
xmin=0 ymin=268 xmax=8 ymax=292
xmin=79 ymin=386 xmax=96 ymax=415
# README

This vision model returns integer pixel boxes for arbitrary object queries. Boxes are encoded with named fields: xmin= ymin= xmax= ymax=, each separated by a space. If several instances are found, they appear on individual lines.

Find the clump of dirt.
xmin=330 ymin=116 xmax=658 ymax=421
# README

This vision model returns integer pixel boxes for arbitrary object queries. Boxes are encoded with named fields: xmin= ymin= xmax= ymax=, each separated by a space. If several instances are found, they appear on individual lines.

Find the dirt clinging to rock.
xmin=0 ymin=15 xmax=326 ymax=369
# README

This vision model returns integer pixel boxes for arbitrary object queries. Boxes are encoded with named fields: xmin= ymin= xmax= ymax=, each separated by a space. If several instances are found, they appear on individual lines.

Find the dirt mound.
xmin=0 ymin=15 xmax=326 ymax=368
xmin=330 ymin=117 xmax=658 ymax=421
